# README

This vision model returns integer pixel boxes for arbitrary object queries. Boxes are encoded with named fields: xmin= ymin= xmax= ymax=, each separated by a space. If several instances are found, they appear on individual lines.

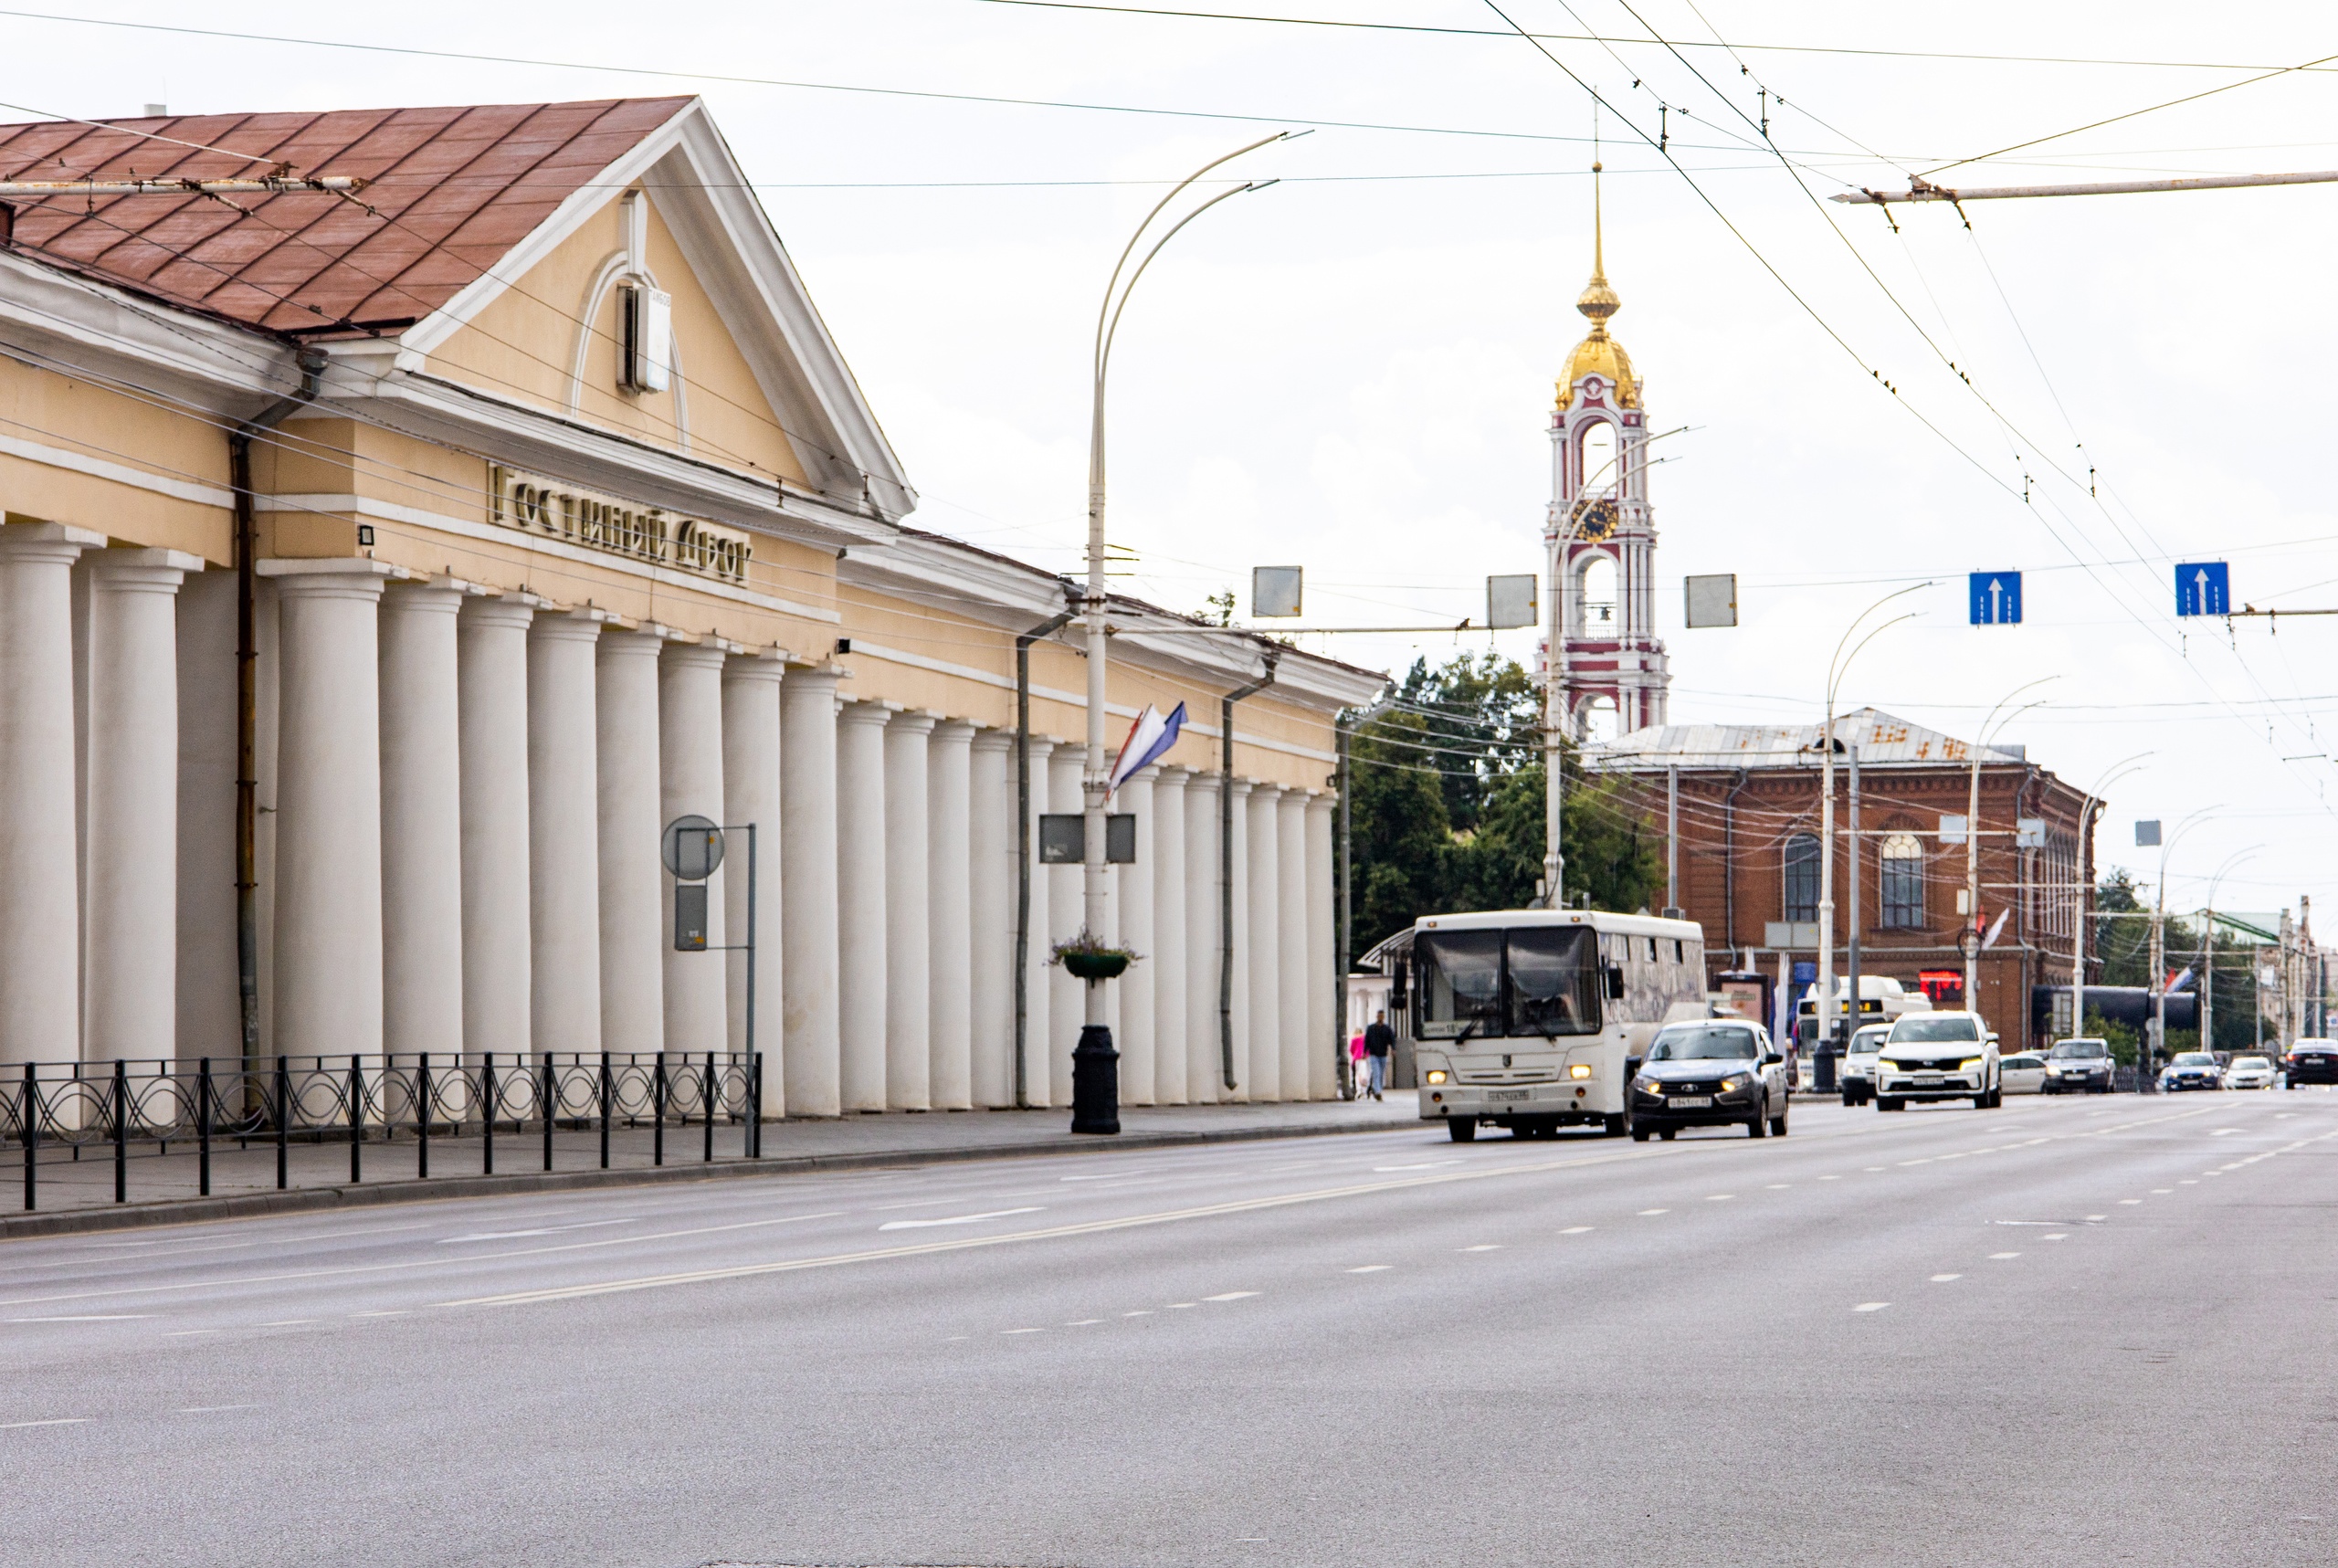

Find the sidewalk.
xmin=0 ymin=1092 xmax=1427 ymax=1239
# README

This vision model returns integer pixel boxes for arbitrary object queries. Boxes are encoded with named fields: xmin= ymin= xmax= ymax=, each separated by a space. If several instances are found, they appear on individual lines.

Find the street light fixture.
xmin=1073 ymin=130 xmax=1298 ymax=1134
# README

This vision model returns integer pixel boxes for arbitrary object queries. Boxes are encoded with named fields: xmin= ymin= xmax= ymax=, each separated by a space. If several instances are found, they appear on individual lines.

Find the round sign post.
xmin=662 ymin=815 xmax=724 ymax=880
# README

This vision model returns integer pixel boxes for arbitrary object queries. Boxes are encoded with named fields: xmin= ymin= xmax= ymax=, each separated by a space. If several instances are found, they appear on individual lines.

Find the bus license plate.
xmin=1485 ymin=1089 xmax=1530 ymax=1102
xmin=1668 ymin=1095 xmax=1712 ymax=1108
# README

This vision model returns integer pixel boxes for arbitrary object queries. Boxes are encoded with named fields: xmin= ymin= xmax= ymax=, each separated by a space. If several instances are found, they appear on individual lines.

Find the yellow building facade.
xmin=0 ymin=96 xmax=1378 ymax=1113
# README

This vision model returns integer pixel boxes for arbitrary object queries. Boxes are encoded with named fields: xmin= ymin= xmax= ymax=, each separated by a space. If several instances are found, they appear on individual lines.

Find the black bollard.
xmin=1070 ymin=1024 xmax=1122 ymax=1135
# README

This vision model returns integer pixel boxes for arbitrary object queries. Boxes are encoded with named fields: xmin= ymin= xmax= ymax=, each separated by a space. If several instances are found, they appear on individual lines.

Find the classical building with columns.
xmin=0 ymin=97 xmax=1379 ymax=1110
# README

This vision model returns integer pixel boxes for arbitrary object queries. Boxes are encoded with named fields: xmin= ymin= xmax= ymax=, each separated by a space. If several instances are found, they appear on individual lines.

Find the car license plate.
xmin=1485 ymin=1089 xmax=1530 ymax=1102
xmin=1668 ymin=1094 xmax=1712 ymax=1108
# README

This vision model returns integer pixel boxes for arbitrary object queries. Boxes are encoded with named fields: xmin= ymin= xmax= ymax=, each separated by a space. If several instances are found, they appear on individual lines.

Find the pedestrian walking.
xmin=1348 ymin=1030 xmax=1368 ymax=1098
xmin=1364 ymin=1009 xmax=1395 ymax=1100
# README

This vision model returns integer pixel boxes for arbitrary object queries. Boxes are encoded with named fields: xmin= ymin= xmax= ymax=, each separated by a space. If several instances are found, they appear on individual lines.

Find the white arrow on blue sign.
xmin=2175 ymin=561 xmax=2229 ymax=617
xmin=1968 ymin=571 xmax=2022 ymax=626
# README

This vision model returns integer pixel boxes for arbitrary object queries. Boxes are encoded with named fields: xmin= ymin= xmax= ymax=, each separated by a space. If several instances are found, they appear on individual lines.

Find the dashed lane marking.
xmin=0 ymin=1418 xmax=88 ymax=1430
xmin=1854 ymin=1302 xmax=1890 ymax=1312
xmin=7 ymin=1314 xmax=153 ymax=1322
xmin=1638 ymin=1209 xmax=1669 ymax=1216
xmin=1459 ymin=1245 xmax=1501 ymax=1252
xmin=878 ymin=1207 xmax=1045 ymax=1232
xmin=1930 ymin=1274 xmax=1961 ymax=1282
xmin=1204 ymin=1292 xmax=1259 ymax=1301
xmin=1559 ymin=1226 xmax=1594 ymax=1235
xmin=1345 ymin=1266 xmax=1392 ymax=1274
xmin=1989 ymin=1252 xmax=2021 ymax=1260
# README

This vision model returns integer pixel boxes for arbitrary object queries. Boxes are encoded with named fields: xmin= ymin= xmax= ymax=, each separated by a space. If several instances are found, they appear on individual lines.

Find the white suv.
xmin=1840 ymin=1023 xmax=1890 ymax=1107
xmin=1875 ymin=1011 xmax=2002 ymax=1110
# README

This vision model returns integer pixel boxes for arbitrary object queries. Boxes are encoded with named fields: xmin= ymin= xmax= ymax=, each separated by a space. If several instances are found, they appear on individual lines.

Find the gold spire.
xmin=1575 ymin=160 xmax=1620 ymax=329
xmin=1559 ymin=160 xmax=1638 ymax=408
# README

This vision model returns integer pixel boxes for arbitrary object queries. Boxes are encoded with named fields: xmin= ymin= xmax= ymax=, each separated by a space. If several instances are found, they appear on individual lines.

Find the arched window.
xmin=1880 ymin=833 xmax=1925 ymax=929
xmin=1579 ymin=421 xmax=1617 ymax=497
xmin=1578 ymin=693 xmax=1620 ymax=744
xmin=1577 ymin=552 xmax=1617 ymax=635
xmin=1783 ymin=833 xmax=1819 ymax=922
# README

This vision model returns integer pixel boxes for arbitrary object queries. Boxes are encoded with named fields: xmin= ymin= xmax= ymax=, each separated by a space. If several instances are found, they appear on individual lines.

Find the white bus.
xmin=1407 ymin=909 xmax=1707 ymax=1142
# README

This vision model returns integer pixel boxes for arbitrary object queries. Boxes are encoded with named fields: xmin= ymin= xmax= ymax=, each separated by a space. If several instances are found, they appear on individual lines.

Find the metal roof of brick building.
xmin=0 ymin=98 xmax=692 ymax=336
xmin=1587 ymin=707 xmax=2027 ymax=772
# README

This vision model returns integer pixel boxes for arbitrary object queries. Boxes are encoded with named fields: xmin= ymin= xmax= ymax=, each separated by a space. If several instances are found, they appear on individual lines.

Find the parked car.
xmin=2160 ymin=1051 xmax=2224 ymax=1091
xmin=2283 ymin=1039 xmax=2338 ymax=1087
xmin=1840 ymin=1023 xmax=1890 ymax=1107
xmin=2042 ymin=1037 xmax=2116 ymax=1094
xmin=2224 ymin=1055 xmax=2275 ymax=1089
xmin=1629 ymin=1020 xmax=1792 ymax=1140
xmin=1999 ymin=1052 xmax=2048 ymax=1094
xmin=1874 ymin=1011 xmax=2002 ymax=1110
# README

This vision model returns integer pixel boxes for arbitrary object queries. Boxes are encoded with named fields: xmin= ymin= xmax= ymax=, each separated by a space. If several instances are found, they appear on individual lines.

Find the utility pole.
xmin=2147 ymin=894 xmax=2165 ymax=1092
xmin=1665 ymin=763 xmax=1679 ymax=913
xmin=1846 ymin=736 xmax=1861 ymax=1060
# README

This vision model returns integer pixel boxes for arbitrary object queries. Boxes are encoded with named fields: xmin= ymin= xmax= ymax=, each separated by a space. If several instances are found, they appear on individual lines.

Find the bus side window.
xmin=1672 ymin=939 xmax=1684 ymax=964
xmin=1645 ymin=937 xmax=1658 ymax=963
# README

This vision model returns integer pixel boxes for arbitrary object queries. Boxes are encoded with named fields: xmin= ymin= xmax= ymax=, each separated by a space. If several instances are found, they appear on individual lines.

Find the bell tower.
xmin=1543 ymin=168 xmax=1669 ymax=742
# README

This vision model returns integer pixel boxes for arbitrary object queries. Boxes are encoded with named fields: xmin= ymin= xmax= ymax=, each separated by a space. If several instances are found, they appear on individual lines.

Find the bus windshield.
xmin=1414 ymin=926 xmax=1602 ymax=1039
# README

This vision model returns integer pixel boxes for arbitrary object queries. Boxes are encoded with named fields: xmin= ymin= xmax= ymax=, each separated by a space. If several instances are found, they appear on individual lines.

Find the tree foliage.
xmin=1347 ymin=652 xmax=1664 ymax=954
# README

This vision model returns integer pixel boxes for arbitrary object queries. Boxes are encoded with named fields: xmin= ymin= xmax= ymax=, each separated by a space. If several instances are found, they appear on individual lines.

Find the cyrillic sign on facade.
xmin=489 ymin=466 xmax=752 ymax=584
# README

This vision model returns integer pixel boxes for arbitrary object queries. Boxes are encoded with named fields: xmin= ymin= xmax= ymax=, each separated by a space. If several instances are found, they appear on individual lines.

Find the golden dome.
xmin=1557 ymin=163 xmax=1640 ymax=410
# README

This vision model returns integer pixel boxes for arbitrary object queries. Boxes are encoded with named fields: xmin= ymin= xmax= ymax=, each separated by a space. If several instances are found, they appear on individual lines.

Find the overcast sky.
xmin=12 ymin=0 xmax=2335 ymax=920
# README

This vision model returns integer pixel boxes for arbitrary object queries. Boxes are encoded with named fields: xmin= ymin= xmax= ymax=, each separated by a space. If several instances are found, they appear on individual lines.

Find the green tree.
xmin=1345 ymin=652 xmax=1665 ymax=952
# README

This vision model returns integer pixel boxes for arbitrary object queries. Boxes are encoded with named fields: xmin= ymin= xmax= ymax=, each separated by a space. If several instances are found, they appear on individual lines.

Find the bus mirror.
xmin=1390 ymin=959 xmax=1408 ymax=1008
xmin=1605 ymin=963 xmax=1626 ymax=999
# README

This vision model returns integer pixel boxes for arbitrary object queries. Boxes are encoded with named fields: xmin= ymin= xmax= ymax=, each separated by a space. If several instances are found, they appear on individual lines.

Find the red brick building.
xmin=1587 ymin=709 xmax=2098 ymax=1048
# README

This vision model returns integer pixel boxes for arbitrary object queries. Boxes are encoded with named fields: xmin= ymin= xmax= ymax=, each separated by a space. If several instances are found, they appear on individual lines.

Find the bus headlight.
xmin=1425 ymin=1069 xmax=1448 ymax=1085
xmin=1568 ymin=1064 xmax=1593 ymax=1079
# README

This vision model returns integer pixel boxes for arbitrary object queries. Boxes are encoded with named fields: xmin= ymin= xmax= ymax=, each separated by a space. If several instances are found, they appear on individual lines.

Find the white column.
xmin=836 ymin=700 xmax=891 ymax=1112
xmin=595 ymin=629 xmax=664 ymax=1055
xmin=376 ymin=581 xmax=465 ymax=1065
xmin=1307 ymin=793 xmax=1338 ymax=1100
xmin=267 ymin=562 xmax=389 ymax=1060
xmin=1246 ymin=784 xmax=1281 ymax=1100
xmin=883 ymin=710 xmax=934 ymax=1110
xmin=1047 ymin=742 xmax=1084 ymax=1106
xmin=966 ymin=729 xmax=1015 ymax=1109
xmin=722 ymin=653 xmax=784 ymax=1093
xmin=1184 ymin=771 xmax=1219 ymax=1103
xmin=82 ymin=548 xmax=196 ymax=1062
xmin=1278 ymin=787 xmax=1311 ymax=1100
xmin=660 ymin=642 xmax=727 ymax=1056
xmin=458 ymin=595 xmax=534 ymax=1058
xmin=1151 ymin=765 xmax=1190 ymax=1105
xmin=529 ymin=612 xmax=603 ymax=1058
xmin=175 ymin=566 xmax=238 ymax=1066
xmin=1019 ymin=737 xmax=1056 ymax=1108
xmin=1115 ymin=768 xmax=1157 ymax=1105
xmin=0 ymin=522 xmax=97 ymax=1063
xmin=1225 ymin=777 xmax=1252 ymax=1101
xmin=780 ymin=667 xmax=843 ymax=1115
xmin=928 ymin=719 xmax=976 ymax=1111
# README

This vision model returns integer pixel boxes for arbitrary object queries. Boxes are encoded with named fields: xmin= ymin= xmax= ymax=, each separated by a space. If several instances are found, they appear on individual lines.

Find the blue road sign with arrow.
xmin=2175 ymin=561 xmax=2229 ymax=617
xmin=1968 ymin=571 xmax=2022 ymax=626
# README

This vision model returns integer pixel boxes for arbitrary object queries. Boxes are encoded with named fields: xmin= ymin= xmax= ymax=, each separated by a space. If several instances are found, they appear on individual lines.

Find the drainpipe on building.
xmin=1220 ymin=650 xmax=1280 ymax=1091
xmin=1723 ymin=768 xmax=1750 ymax=966
xmin=230 ymin=350 xmax=323 ymax=1069
xmin=1013 ymin=589 xmax=1079 ymax=1109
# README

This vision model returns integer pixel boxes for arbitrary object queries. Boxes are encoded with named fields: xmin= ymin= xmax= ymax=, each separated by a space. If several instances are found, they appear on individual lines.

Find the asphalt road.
xmin=5 ymin=1089 xmax=2336 ymax=1568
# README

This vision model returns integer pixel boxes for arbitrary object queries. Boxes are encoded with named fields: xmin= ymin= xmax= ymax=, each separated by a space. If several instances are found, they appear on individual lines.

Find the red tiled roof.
xmin=0 ymin=98 xmax=694 ymax=336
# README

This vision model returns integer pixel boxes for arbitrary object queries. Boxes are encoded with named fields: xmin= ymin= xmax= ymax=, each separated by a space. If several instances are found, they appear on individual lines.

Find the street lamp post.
xmin=2199 ymin=847 xmax=2261 ymax=1061
xmin=1813 ymin=588 xmax=1924 ymax=1068
xmin=2145 ymin=808 xmax=2217 ymax=1093
xmin=2070 ymin=752 xmax=2149 ymax=1039
xmin=1963 ymin=680 xmax=2055 ymax=1009
xmin=1074 ymin=132 xmax=1293 ymax=1133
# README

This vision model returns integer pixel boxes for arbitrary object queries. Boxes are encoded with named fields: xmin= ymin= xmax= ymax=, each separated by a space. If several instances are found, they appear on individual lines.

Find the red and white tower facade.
xmin=1543 ymin=176 xmax=1669 ymax=742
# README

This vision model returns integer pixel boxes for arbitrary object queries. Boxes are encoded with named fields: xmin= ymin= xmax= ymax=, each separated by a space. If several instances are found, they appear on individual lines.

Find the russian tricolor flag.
xmin=1107 ymin=701 xmax=1186 ymax=799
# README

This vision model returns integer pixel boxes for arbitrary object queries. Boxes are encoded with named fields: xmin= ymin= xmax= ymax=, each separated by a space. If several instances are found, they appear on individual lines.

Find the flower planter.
xmin=1060 ymin=950 xmax=1132 ymax=982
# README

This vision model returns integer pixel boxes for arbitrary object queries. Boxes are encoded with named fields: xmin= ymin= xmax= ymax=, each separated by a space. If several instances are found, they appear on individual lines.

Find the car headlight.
xmin=1960 ymin=1058 xmax=1982 ymax=1072
xmin=1879 ymin=1060 xmax=1902 ymax=1073
xmin=1720 ymin=1074 xmax=1749 ymax=1092
xmin=1632 ymin=1075 xmax=1662 ymax=1092
xmin=1569 ymin=1063 xmax=1593 ymax=1079
xmin=1425 ymin=1069 xmax=1447 ymax=1085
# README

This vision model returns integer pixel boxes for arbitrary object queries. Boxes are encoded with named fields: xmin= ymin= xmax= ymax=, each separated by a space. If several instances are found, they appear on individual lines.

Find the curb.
xmin=0 ymin=1113 xmax=1425 ymax=1242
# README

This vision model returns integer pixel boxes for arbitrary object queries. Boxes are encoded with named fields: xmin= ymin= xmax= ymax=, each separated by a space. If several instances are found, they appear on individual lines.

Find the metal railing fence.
xmin=0 ymin=1051 xmax=764 ymax=1211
